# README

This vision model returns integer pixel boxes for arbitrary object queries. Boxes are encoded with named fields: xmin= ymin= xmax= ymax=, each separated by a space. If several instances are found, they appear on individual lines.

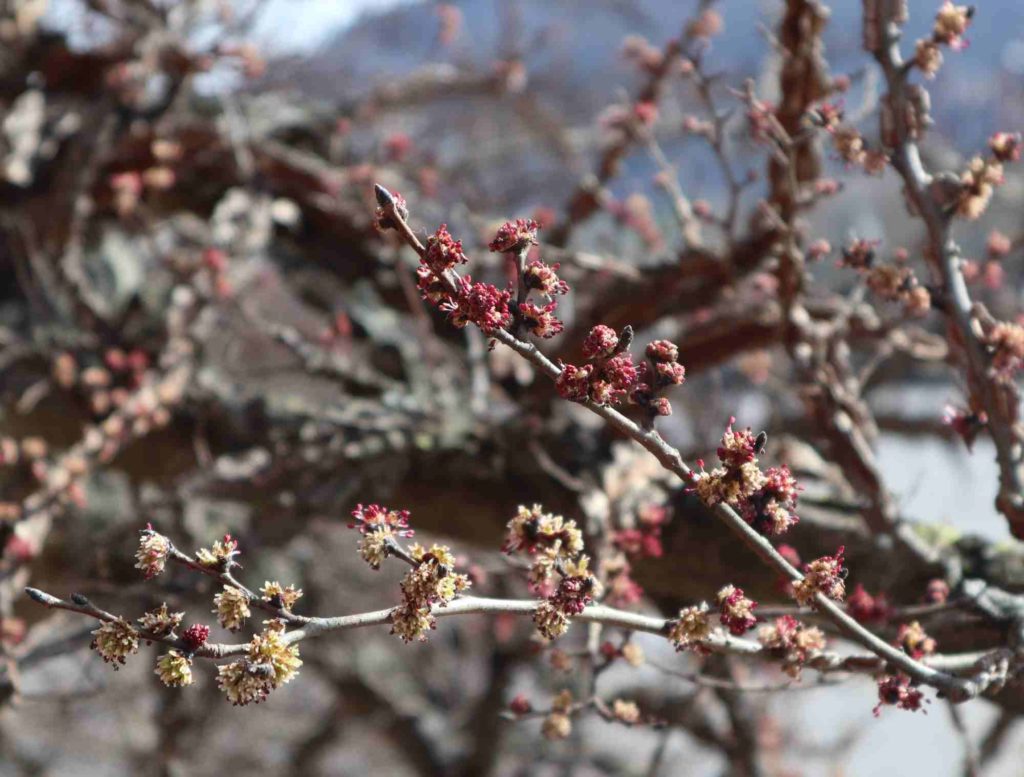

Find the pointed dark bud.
xmin=25 ymin=587 xmax=59 ymax=606
xmin=754 ymin=431 xmax=768 ymax=455
xmin=616 ymin=325 xmax=634 ymax=354
xmin=71 ymin=593 xmax=90 ymax=606
xmin=374 ymin=183 xmax=395 ymax=210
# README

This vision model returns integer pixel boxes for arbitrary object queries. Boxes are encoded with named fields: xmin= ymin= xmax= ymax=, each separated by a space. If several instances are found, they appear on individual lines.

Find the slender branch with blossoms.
xmin=863 ymin=0 xmax=1024 ymax=537
xmin=25 ymin=506 xmax=1009 ymax=716
xmin=368 ymin=183 xmax=1002 ymax=705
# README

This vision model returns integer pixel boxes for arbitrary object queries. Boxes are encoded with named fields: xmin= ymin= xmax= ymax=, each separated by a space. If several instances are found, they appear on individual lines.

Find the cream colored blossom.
xmin=155 ymin=650 xmax=193 ymax=687
xmin=213 ymin=585 xmax=251 ymax=631
xmin=91 ymin=620 xmax=139 ymax=667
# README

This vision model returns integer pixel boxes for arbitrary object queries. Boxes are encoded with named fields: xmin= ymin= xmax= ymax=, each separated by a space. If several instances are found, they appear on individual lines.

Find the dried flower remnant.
xmin=792 ymin=547 xmax=847 ymax=607
xmin=896 ymin=621 xmax=937 ymax=659
xmin=391 ymin=543 xmax=471 ymax=643
xmin=261 ymin=581 xmax=303 ymax=611
xmin=757 ymin=615 xmax=826 ymax=677
xmin=90 ymin=620 xmax=139 ymax=668
xmin=717 ymin=585 xmax=758 ymax=636
xmin=669 ymin=602 xmax=713 ymax=652
xmin=213 ymin=585 xmax=252 ymax=632
xmin=138 ymin=603 xmax=184 ymax=637
xmin=195 ymin=534 xmax=239 ymax=569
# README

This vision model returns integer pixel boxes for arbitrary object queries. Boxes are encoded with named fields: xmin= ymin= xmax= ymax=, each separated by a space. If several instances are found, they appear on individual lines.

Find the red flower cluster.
xmin=442 ymin=276 xmax=512 ymax=334
xmin=518 ymin=301 xmax=564 ymax=339
xmin=523 ymin=260 xmax=569 ymax=299
xmin=845 ymin=584 xmax=891 ymax=623
xmin=423 ymin=224 xmax=467 ymax=274
xmin=180 ymin=624 xmax=210 ymax=653
xmin=716 ymin=584 xmax=758 ymax=636
xmin=874 ymin=674 xmax=926 ymax=716
xmin=739 ymin=465 xmax=802 ymax=537
xmin=612 ymin=503 xmax=668 ymax=558
xmin=557 ymin=328 xmax=684 ymax=415
xmin=488 ymin=218 xmax=540 ymax=253
xmin=757 ymin=615 xmax=826 ymax=677
xmin=349 ymin=504 xmax=414 ymax=538
xmin=792 ymin=547 xmax=847 ymax=607
xmin=691 ymin=421 xmax=800 ymax=536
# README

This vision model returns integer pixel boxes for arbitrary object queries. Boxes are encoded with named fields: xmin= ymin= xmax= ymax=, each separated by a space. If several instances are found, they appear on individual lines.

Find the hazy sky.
xmin=254 ymin=0 xmax=414 ymax=53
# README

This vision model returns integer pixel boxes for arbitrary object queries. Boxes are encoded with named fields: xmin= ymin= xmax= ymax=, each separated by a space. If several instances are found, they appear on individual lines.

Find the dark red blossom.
xmin=874 ymin=674 xmax=927 ymax=716
xmin=509 ymin=694 xmax=533 ymax=715
xmin=180 ymin=624 xmax=210 ymax=653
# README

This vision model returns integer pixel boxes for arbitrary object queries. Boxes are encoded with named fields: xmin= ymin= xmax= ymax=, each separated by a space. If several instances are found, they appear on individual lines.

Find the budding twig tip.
xmin=374 ymin=183 xmax=395 ymax=209
xmin=25 ymin=587 xmax=58 ymax=606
